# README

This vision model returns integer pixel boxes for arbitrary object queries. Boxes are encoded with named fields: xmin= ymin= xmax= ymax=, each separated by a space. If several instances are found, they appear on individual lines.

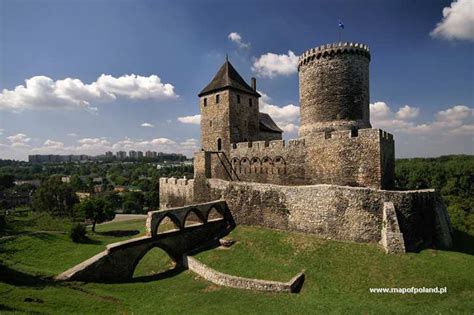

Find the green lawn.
xmin=0 ymin=216 xmax=473 ymax=314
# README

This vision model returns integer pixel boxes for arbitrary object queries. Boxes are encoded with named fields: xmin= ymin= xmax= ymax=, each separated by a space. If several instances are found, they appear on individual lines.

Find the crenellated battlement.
xmin=298 ymin=42 xmax=370 ymax=69
xmin=231 ymin=138 xmax=306 ymax=150
xmin=160 ymin=177 xmax=195 ymax=186
xmin=230 ymin=128 xmax=392 ymax=152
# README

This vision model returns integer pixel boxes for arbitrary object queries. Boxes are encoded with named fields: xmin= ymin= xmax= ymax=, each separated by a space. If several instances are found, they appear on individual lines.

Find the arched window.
xmin=217 ymin=138 xmax=222 ymax=151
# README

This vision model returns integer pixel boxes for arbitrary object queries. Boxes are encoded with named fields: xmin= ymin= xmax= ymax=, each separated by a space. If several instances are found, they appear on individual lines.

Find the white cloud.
xmin=179 ymin=138 xmax=200 ymax=152
xmin=67 ymin=133 xmax=77 ymax=137
xmin=252 ymin=51 xmax=299 ymax=78
xmin=0 ymin=129 xmax=4 ymax=135
xmin=43 ymin=139 xmax=65 ymax=149
xmin=2 ymin=135 xmax=200 ymax=160
xmin=141 ymin=122 xmax=155 ymax=128
xmin=437 ymin=105 xmax=473 ymax=121
xmin=178 ymin=114 xmax=201 ymax=125
xmin=259 ymin=91 xmax=300 ymax=134
xmin=0 ymin=74 xmax=178 ymax=113
xmin=430 ymin=0 xmax=474 ymax=41
xmin=396 ymin=105 xmax=420 ymax=120
xmin=228 ymin=32 xmax=250 ymax=49
xmin=371 ymin=102 xmax=473 ymax=136
xmin=6 ymin=133 xmax=31 ymax=147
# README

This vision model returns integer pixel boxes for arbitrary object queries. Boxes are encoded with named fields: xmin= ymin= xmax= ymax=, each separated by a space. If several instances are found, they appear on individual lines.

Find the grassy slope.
xmin=0 ymin=218 xmax=473 ymax=314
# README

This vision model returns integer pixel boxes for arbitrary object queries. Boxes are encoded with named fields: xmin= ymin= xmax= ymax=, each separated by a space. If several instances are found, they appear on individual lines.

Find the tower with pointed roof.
xmin=198 ymin=59 xmax=282 ymax=153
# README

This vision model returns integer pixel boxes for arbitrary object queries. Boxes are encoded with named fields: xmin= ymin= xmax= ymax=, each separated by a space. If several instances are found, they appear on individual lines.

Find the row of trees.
xmin=31 ymin=177 xmax=114 ymax=231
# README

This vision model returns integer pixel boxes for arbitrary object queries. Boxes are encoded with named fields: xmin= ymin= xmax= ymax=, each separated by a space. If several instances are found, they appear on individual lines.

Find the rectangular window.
xmin=216 ymin=94 xmax=220 ymax=104
xmin=237 ymin=95 xmax=241 ymax=103
xmin=249 ymin=98 xmax=253 ymax=106
xmin=203 ymin=98 xmax=207 ymax=106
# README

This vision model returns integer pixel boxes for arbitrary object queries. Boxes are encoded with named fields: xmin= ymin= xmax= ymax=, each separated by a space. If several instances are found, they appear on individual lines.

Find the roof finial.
xmin=225 ymin=53 xmax=229 ymax=62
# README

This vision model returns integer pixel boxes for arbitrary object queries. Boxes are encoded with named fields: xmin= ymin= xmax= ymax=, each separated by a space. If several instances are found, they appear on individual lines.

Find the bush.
xmin=69 ymin=223 xmax=87 ymax=243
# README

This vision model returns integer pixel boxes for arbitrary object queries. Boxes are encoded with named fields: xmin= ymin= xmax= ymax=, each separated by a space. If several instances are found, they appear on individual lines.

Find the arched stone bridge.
xmin=56 ymin=200 xmax=234 ymax=283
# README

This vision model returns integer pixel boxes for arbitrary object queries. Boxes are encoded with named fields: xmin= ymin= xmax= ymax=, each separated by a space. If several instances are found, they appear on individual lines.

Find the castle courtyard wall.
xmin=159 ymin=177 xmax=452 ymax=252
xmin=205 ymin=179 xmax=451 ymax=252
xmin=159 ymin=177 xmax=194 ymax=209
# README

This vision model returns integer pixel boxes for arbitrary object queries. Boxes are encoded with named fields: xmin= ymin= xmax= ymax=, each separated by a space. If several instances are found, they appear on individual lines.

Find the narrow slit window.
xmin=216 ymin=94 xmax=220 ymax=104
xmin=203 ymin=98 xmax=207 ymax=106
xmin=249 ymin=98 xmax=253 ymax=106
xmin=237 ymin=95 xmax=241 ymax=103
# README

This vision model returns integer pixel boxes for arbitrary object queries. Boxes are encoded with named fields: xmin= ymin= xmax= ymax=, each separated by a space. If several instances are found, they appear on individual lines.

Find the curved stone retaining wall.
xmin=183 ymin=255 xmax=304 ymax=293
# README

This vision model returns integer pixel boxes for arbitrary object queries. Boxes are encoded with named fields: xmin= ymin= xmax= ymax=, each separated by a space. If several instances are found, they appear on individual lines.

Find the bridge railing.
xmin=146 ymin=200 xmax=230 ymax=237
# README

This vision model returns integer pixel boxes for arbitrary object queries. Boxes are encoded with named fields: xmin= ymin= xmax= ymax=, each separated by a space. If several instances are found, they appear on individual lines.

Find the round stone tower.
xmin=298 ymin=42 xmax=371 ymax=137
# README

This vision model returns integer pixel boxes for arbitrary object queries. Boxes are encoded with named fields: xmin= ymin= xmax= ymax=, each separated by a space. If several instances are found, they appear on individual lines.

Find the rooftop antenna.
xmin=225 ymin=53 xmax=229 ymax=61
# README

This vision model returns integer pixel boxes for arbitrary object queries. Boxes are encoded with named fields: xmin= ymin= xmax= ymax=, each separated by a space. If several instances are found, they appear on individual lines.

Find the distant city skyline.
xmin=1 ymin=0 xmax=473 ymax=160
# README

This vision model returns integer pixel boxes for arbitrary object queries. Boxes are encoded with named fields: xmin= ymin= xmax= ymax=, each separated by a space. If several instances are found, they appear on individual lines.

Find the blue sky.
xmin=0 ymin=0 xmax=473 ymax=160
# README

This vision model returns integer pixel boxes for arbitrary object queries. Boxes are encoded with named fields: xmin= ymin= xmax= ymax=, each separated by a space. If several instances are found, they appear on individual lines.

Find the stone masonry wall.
xmin=206 ymin=179 xmax=451 ymax=252
xmin=298 ymin=43 xmax=371 ymax=136
xmin=228 ymin=128 xmax=394 ymax=189
xmin=159 ymin=177 xmax=194 ymax=209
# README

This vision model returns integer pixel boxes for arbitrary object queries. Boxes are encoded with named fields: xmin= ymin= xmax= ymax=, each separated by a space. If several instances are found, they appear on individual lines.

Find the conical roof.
xmin=198 ymin=60 xmax=260 ymax=97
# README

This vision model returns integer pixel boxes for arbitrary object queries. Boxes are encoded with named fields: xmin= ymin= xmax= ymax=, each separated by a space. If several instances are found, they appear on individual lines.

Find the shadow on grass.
xmin=0 ymin=264 xmax=51 ymax=287
xmin=74 ymin=236 xmax=102 ymax=245
xmin=0 ymin=304 xmax=23 ymax=312
xmin=95 ymin=230 xmax=140 ymax=237
xmin=130 ymin=264 xmax=186 ymax=283
xmin=449 ymin=229 xmax=474 ymax=255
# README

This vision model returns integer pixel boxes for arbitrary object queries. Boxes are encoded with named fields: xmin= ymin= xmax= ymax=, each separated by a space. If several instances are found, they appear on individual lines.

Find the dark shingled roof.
xmin=198 ymin=60 xmax=260 ymax=97
xmin=259 ymin=113 xmax=283 ymax=133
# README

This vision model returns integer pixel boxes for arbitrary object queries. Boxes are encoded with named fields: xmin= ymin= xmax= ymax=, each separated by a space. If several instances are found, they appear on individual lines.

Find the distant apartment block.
xmin=105 ymin=151 xmax=114 ymax=158
xmin=129 ymin=150 xmax=137 ymax=159
xmin=137 ymin=151 xmax=144 ymax=158
xmin=117 ymin=151 xmax=127 ymax=159
xmin=29 ymin=154 xmax=91 ymax=163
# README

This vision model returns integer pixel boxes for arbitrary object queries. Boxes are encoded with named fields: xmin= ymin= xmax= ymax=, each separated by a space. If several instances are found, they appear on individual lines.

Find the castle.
xmin=160 ymin=42 xmax=453 ymax=253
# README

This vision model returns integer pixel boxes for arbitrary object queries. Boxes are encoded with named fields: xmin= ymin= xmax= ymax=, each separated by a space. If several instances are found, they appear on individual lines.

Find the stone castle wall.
xmin=205 ymin=179 xmax=451 ymax=252
xmin=159 ymin=177 xmax=194 ymax=209
xmin=224 ymin=128 xmax=394 ymax=189
xmin=158 ymin=177 xmax=452 ymax=251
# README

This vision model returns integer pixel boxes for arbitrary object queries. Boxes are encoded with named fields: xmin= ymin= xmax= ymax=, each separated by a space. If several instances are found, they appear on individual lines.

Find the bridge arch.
xmin=207 ymin=205 xmax=224 ymax=222
xmin=155 ymin=213 xmax=181 ymax=235
xmin=130 ymin=242 xmax=179 ymax=280
xmin=183 ymin=208 xmax=205 ymax=228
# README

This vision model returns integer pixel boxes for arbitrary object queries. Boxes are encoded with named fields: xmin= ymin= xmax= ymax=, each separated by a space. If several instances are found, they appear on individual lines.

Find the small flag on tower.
xmin=338 ymin=20 xmax=344 ymax=29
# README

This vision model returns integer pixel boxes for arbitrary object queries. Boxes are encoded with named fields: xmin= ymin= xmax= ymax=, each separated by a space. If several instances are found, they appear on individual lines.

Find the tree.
xmin=70 ymin=175 xmax=86 ymax=192
xmin=145 ymin=190 xmax=160 ymax=209
xmin=101 ymin=191 xmax=122 ymax=209
xmin=75 ymin=196 xmax=115 ymax=232
xmin=32 ymin=176 xmax=79 ymax=217
xmin=0 ymin=174 xmax=15 ymax=191
xmin=122 ymin=200 xmax=141 ymax=214
xmin=122 ymin=191 xmax=145 ymax=213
